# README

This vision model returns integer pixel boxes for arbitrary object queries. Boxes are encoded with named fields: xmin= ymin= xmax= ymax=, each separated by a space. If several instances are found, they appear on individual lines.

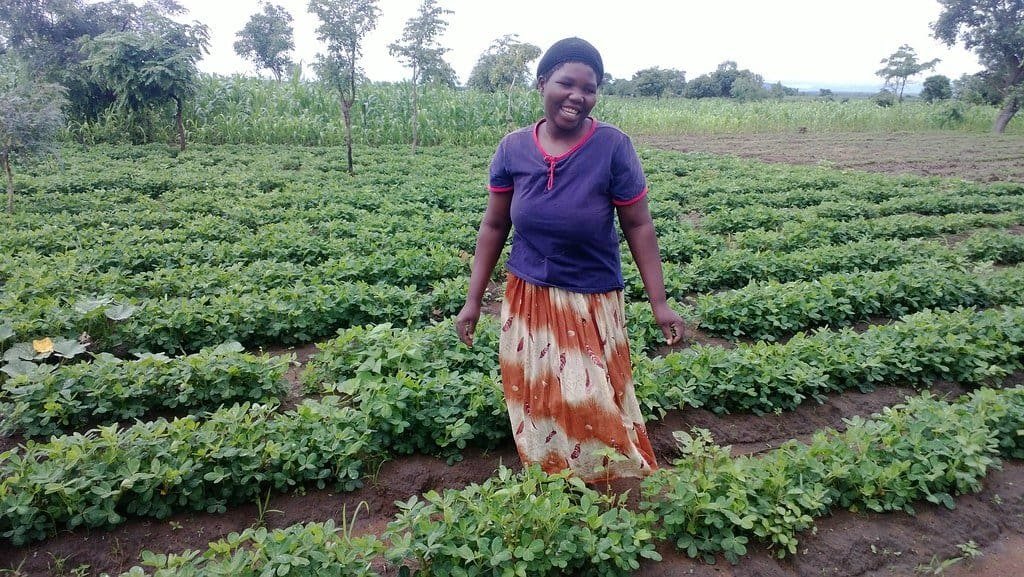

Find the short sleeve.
xmin=488 ymin=138 xmax=514 ymax=193
xmin=609 ymin=134 xmax=647 ymax=206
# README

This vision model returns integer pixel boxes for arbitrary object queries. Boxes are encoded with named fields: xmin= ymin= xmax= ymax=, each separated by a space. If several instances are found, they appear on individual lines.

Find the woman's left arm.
xmin=617 ymin=197 xmax=686 ymax=345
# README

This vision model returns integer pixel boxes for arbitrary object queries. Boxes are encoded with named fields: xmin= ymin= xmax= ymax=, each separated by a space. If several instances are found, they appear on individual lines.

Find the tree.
xmin=682 ymin=61 xmax=767 ymax=101
xmin=876 ymin=44 xmax=940 ymax=102
xmin=81 ymin=7 xmax=209 ymax=151
xmin=601 ymin=76 xmax=635 ymax=97
xmin=419 ymin=60 xmax=457 ymax=88
xmin=466 ymin=35 xmax=540 ymax=129
xmin=730 ymin=74 xmax=769 ymax=102
xmin=388 ymin=0 xmax=453 ymax=152
xmin=0 ymin=73 xmax=67 ymax=213
xmin=466 ymin=35 xmax=541 ymax=93
xmin=631 ymin=67 xmax=685 ymax=98
xmin=872 ymin=89 xmax=897 ymax=107
xmin=0 ymin=0 xmax=142 ymax=119
xmin=954 ymin=71 xmax=1003 ymax=105
xmin=234 ymin=2 xmax=295 ymax=82
xmin=682 ymin=74 xmax=720 ymax=99
xmin=769 ymin=82 xmax=786 ymax=100
xmin=309 ymin=0 xmax=380 ymax=175
xmin=711 ymin=61 xmax=741 ymax=95
xmin=932 ymin=0 xmax=1024 ymax=133
xmin=920 ymin=75 xmax=953 ymax=102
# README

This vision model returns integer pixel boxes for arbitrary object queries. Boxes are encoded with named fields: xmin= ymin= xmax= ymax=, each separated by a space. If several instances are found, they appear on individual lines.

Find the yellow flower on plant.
xmin=32 ymin=337 xmax=54 ymax=354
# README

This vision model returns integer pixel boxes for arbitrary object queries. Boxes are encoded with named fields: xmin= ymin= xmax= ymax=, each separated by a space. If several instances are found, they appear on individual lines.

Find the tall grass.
xmin=65 ymin=74 xmax=1022 ymax=146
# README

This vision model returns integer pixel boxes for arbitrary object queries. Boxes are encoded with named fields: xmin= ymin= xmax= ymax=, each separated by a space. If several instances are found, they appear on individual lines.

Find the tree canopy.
xmin=234 ymin=2 xmax=296 ymax=82
xmin=0 ymin=0 xmax=150 ymax=118
xmin=921 ymin=75 xmax=953 ymax=102
xmin=932 ymin=0 xmax=1024 ymax=132
xmin=630 ymin=67 xmax=686 ymax=98
xmin=876 ymin=44 xmax=940 ymax=102
xmin=466 ymin=35 xmax=541 ymax=93
xmin=81 ymin=7 xmax=209 ymax=150
xmin=683 ymin=61 xmax=766 ymax=100
xmin=389 ymin=0 xmax=455 ymax=88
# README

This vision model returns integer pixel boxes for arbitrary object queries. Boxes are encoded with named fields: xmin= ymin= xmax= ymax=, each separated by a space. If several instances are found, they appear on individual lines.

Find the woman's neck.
xmin=538 ymin=117 xmax=592 ymax=156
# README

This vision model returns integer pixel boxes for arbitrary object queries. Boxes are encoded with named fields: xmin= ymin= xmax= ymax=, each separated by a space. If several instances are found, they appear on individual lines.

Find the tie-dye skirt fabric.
xmin=499 ymin=273 xmax=659 ymax=483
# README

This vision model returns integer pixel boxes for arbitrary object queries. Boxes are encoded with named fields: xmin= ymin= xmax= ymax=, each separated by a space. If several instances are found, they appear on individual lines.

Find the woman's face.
xmin=539 ymin=61 xmax=599 ymax=135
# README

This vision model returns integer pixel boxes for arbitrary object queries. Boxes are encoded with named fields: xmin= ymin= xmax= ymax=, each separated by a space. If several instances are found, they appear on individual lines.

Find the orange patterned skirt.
xmin=499 ymin=273 xmax=659 ymax=483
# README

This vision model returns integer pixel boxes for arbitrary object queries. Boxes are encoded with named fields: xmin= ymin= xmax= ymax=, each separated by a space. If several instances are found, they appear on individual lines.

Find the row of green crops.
xmin=731 ymin=212 xmax=1024 ymax=252
xmin=5 ymin=142 xmax=1024 ymax=575
xmin=306 ymin=305 xmax=1024 ymax=419
xmin=114 ymin=386 xmax=1024 ymax=576
xmin=5 ymin=144 xmax=1024 ymax=358
xmin=7 ymin=304 xmax=1024 ymax=545
xmin=0 ymin=342 xmax=290 ymax=437
xmin=700 ymin=194 xmax=1024 ymax=234
xmin=64 ymin=76 xmax=1024 ymax=148
xmin=693 ymin=262 xmax=1024 ymax=340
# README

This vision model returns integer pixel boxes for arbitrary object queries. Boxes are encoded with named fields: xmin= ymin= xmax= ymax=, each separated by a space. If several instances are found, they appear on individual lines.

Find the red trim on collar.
xmin=532 ymin=117 xmax=599 ymax=159
xmin=532 ymin=118 xmax=599 ymax=190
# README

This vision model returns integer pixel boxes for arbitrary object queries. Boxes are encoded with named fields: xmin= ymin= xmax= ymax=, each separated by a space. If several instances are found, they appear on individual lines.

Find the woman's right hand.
xmin=455 ymin=302 xmax=481 ymax=347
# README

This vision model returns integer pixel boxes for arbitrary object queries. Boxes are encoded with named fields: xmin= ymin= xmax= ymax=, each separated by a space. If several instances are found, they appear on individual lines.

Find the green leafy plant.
xmin=0 ymin=342 xmax=290 ymax=436
xmin=302 ymin=318 xmax=506 ymax=460
xmin=641 ymin=387 xmax=1023 ymax=563
xmin=119 ymin=520 xmax=384 ymax=577
xmin=0 ymin=398 xmax=374 ymax=544
xmin=385 ymin=465 xmax=661 ymax=576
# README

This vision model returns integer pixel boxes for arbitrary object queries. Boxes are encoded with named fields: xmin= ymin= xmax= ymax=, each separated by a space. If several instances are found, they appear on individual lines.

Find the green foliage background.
xmin=62 ymin=75 xmax=1024 ymax=147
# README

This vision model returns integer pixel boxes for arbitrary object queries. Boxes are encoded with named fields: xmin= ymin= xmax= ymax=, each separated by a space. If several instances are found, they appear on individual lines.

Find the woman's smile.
xmin=541 ymin=61 xmax=598 ymax=136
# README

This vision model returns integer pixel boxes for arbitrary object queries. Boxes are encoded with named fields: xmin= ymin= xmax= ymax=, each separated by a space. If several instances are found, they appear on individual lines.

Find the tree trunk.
xmin=175 ymin=95 xmax=186 ymax=151
xmin=342 ymin=98 xmax=354 ymax=175
xmin=994 ymin=67 xmax=1024 ymax=134
xmin=411 ymin=81 xmax=419 ymax=155
xmin=506 ymin=77 xmax=517 ymax=132
xmin=3 ymin=150 xmax=13 ymax=214
xmin=346 ymin=47 xmax=357 ymax=175
xmin=994 ymin=96 xmax=1020 ymax=134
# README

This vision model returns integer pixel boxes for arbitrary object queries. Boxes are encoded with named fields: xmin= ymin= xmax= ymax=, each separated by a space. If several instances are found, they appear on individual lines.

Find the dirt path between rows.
xmin=3 ymin=132 xmax=1023 ymax=576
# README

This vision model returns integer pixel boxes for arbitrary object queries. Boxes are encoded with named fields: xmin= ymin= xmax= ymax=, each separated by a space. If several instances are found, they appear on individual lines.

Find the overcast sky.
xmin=173 ymin=0 xmax=982 ymax=91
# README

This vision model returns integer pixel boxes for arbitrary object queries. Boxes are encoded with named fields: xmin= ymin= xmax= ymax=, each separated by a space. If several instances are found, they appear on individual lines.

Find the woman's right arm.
xmin=455 ymin=192 xmax=513 ymax=346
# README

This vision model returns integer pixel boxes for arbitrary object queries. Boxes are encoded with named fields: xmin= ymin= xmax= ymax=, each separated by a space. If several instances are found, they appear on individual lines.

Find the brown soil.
xmin=3 ymin=132 xmax=1024 ymax=576
xmin=636 ymin=132 xmax=1024 ymax=183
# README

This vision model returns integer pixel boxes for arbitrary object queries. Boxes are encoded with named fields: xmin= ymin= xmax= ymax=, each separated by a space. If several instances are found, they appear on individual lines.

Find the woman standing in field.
xmin=455 ymin=37 xmax=686 ymax=483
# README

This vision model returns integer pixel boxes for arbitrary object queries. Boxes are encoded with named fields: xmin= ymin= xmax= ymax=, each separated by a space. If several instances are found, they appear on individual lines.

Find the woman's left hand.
xmin=653 ymin=304 xmax=687 ymax=346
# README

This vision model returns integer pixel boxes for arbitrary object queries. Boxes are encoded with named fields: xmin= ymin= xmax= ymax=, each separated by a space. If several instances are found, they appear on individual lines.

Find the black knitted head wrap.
xmin=536 ymin=37 xmax=604 ymax=84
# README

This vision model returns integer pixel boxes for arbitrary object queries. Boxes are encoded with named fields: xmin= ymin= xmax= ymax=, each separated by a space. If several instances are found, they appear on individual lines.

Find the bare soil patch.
xmin=637 ymin=132 xmax=1024 ymax=183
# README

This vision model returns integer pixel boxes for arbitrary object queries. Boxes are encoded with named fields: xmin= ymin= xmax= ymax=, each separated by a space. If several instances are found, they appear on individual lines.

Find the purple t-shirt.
xmin=488 ymin=119 xmax=648 ymax=293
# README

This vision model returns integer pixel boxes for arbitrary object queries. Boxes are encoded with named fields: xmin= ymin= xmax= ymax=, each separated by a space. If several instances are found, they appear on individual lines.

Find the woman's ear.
xmin=537 ymin=76 xmax=545 ymax=93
